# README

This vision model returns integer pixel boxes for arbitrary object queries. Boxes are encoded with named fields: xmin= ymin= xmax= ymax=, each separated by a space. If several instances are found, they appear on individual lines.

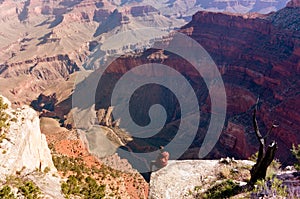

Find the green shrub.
xmin=291 ymin=144 xmax=300 ymax=170
xmin=18 ymin=181 xmax=41 ymax=199
xmin=0 ymin=185 xmax=16 ymax=199
xmin=3 ymin=175 xmax=41 ymax=199
xmin=81 ymin=176 xmax=105 ymax=199
xmin=53 ymin=155 xmax=127 ymax=198
xmin=62 ymin=175 xmax=105 ymax=198
xmin=0 ymin=97 xmax=10 ymax=145
xmin=200 ymin=179 xmax=241 ymax=199
xmin=61 ymin=175 xmax=81 ymax=196
xmin=252 ymin=177 xmax=287 ymax=198
xmin=0 ymin=97 xmax=10 ymax=132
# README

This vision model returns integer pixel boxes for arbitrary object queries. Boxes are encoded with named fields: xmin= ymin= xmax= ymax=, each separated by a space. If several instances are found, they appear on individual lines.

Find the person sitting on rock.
xmin=150 ymin=146 xmax=169 ymax=171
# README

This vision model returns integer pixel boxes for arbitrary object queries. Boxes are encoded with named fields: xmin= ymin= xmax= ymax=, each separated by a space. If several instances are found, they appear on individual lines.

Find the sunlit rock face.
xmin=0 ymin=96 xmax=57 ymax=177
xmin=149 ymin=160 xmax=255 ymax=198
xmin=0 ymin=0 xmax=291 ymax=105
xmin=0 ymin=95 xmax=63 ymax=198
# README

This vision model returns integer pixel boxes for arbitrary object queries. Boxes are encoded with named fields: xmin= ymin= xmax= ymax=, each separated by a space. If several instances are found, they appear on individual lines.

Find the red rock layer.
xmin=179 ymin=10 xmax=300 ymax=163
xmin=97 ymin=9 xmax=300 ymax=164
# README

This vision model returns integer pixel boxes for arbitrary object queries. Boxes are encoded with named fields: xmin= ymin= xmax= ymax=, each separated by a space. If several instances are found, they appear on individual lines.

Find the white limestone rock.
xmin=0 ymin=99 xmax=56 ymax=176
xmin=0 ymin=95 xmax=64 ymax=198
xmin=149 ymin=160 xmax=255 ymax=199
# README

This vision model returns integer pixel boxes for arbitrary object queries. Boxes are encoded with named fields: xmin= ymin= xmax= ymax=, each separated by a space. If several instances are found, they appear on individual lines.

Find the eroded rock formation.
xmin=87 ymin=5 xmax=300 ymax=164
xmin=20 ymin=1 xmax=300 ymax=166
xmin=0 ymin=96 xmax=56 ymax=176
xmin=0 ymin=95 xmax=63 ymax=198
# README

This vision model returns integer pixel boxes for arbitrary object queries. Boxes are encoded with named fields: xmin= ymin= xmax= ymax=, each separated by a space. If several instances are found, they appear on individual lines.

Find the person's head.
xmin=159 ymin=146 xmax=164 ymax=152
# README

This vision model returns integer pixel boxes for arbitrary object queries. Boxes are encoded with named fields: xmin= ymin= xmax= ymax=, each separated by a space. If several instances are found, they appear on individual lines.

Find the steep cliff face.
xmin=0 ymin=95 xmax=63 ymax=198
xmin=28 ymin=2 xmax=300 ymax=167
xmin=0 ymin=96 xmax=56 ymax=176
xmin=179 ymin=9 xmax=300 ymax=163
xmin=76 ymin=6 xmax=300 ymax=164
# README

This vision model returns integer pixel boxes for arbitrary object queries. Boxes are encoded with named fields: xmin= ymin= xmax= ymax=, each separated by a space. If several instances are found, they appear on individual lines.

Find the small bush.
xmin=218 ymin=166 xmax=231 ymax=179
xmin=61 ymin=175 xmax=105 ymax=198
xmin=1 ymin=176 xmax=41 ymax=199
xmin=18 ymin=181 xmax=41 ymax=199
xmin=53 ymin=155 xmax=127 ymax=198
xmin=0 ymin=185 xmax=16 ymax=199
xmin=0 ymin=97 xmax=10 ymax=145
xmin=252 ymin=177 xmax=287 ymax=198
xmin=291 ymin=144 xmax=300 ymax=170
xmin=199 ymin=179 xmax=241 ymax=199
xmin=43 ymin=167 xmax=50 ymax=174
xmin=61 ymin=175 xmax=81 ymax=196
xmin=0 ymin=97 xmax=10 ymax=132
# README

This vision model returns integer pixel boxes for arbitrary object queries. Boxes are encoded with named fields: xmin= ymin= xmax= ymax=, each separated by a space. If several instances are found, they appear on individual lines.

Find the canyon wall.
xmin=26 ymin=2 xmax=300 ymax=166
xmin=179 ymin=8 xmax=300 ymax=163
xmin=84 ymin=6 xmax=300 ymax=165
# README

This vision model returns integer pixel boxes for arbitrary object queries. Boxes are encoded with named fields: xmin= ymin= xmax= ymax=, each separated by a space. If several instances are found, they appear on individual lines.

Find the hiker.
xmin=150 ymin=146 xmax=169 ymax=171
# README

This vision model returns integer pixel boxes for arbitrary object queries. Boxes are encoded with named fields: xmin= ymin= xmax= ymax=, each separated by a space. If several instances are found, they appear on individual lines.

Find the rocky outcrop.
xmin=149 ymin=160 xmax=254 ymax=199
xmin=130 ymin=5 xmax=159 ymax=17
xmin=0 ymin=54 xmax=80 ymax=79
xmin=149 ymin=160 xmax=300 ymax=199
xmin=0 ymin=96 xmax=63 ymax=198
xmin=0 ymin=96 xmax=56 ymax=176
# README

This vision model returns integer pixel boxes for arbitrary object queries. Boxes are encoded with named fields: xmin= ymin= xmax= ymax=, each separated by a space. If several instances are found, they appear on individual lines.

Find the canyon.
xmin=0 ymin=95 xmax=149 ymax=198
xmin=0 ymin=0 xmax=299 ymax=197
xmin=179 ymin=3 xmax=300 ymax=164
xmin=0 ymin=0 xmax=300 ymax=198
xmin=17 ymin=1 xmax=299 ymax=167
xmin=64 ymin=1 xmax=300 ymax=167
xmin=0 ymin=0 xmax=293 ymax=105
